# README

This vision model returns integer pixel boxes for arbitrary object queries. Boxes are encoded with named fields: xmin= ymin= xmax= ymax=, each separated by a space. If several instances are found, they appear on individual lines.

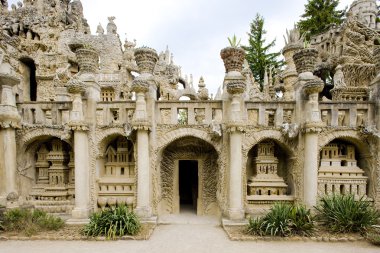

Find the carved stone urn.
xmin=220 ymin=47 xmax=245 ymax=73
xmin=226 ymin=80 xmax=246 ymax=95
xmin=293 ymin=48 xmax=318 ymax=74
xmin=69 ymin=43 xmax=99 ymax=74
xmin=134 ymin=47 xmax=159 ymax=74
xmin=303 ymin=78 xmax=324 ymax=95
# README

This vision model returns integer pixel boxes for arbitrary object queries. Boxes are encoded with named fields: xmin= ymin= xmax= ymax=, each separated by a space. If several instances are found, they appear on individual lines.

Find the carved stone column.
xmin=66 ymin=78 xmax=90 ymax=220
xmin=303 ymin=78 xmax=324 ymax=208
xmin=220 ymin=46 xmax=246 ymax=221
xmin=0 ymin=60 xmax=21 ymax=207
xmin=131 ymin=79 xmax=152 ymax=218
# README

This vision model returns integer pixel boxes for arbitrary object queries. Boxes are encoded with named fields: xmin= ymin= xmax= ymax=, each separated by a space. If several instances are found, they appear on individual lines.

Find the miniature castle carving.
xmin=0 ymin=0 xmax=379 ymax=222
xmin=318 ymin=142 xmax=368 ymax=198
xmin=247 ymin=141 xmax=293 ymax=202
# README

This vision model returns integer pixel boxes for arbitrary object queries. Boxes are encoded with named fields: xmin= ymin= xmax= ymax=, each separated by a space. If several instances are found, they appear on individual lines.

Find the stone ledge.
xmin=223 ymin=225 xmax=365 ymax=242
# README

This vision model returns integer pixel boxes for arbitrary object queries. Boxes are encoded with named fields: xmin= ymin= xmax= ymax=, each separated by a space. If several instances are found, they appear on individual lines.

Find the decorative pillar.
xmin=220 ymin=45 xmax=246 ymax=220
xmin=302 ymin=78 xmax=324 ymax=208
xmin=66 ymin=78 xmax=90 ymax=219
xmin=131 ymin=80 xmax=152 ymax=218
xmin=0 ymin=58 xmax=21 ymax=207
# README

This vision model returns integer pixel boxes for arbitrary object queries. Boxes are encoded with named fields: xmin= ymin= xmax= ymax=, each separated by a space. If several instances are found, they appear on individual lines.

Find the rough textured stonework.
xmin=0 ymin=0 xmax=379 ymax=220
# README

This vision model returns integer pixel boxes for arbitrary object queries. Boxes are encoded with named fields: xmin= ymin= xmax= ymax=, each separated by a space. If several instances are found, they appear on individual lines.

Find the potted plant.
xmin=220 ymin=35 xmax=246 ymax=73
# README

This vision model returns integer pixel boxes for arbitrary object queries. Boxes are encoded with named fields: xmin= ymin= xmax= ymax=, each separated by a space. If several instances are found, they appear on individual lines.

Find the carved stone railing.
xmin=18 ymin=102 xmax=73 ymax=126
xmin=96 ymin=101 xmax=135 ymax=126
xmin=245 ymin=101 xmax=297 ymax=127
xmin=156 ymin=101 xmax=223 ymax=125
xmin=319 ymin=101 xmax=376 ymax=128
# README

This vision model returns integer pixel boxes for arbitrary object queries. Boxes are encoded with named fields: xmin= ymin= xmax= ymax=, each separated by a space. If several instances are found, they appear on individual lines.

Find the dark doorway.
xmin=179 ymin=160 xmax=198 ymax=212
xmin=20 ymin=58 xmax=37 ymax=101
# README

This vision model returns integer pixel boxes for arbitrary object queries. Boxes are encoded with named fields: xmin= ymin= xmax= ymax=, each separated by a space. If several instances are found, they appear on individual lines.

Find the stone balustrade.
xmin=319 ymin=101 xmax=375 ymax=128
xmin=96 ymin=101 xmax=135 ymax=126
xmin=156 ymin=101 xmax=222 ymax=125
xmin=245 ymin=101 xmax=296 ymax=127
xmin=18 ymin=102 xmax=73 ymax=126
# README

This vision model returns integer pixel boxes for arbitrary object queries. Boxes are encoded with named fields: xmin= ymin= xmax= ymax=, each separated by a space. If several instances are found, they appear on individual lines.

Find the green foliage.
xmin=316 ymin=195 xmax=380 ymax=233
xmin=242 ymin=14 xmax=283 ymax=89
xmin=83 ymin=205 xmax=141 ymax=240
xmin=247 ymin=203 xmax=314 ymax=237
xmin=228 ymin=34 xmax=241 ymax=47
xmin=297 ymin=0 xmax=346 ymax=40
xmin=2 ymin=208 xmax=64 ymax=236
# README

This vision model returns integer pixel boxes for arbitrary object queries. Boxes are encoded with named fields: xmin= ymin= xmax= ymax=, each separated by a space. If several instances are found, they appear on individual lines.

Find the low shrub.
xmin=247 ymin=202 xmax=314 ymax=237
xmin=315 ymin=195 xmax=380 ymax=233
xmin=83 ymin=205 xmax=141 ymax=240
xmin=2 ymin=208 xmax=64 ymax=236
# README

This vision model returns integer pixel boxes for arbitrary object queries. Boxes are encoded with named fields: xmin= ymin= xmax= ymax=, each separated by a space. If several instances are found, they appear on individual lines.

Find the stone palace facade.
xmin=0 ymin=0 xmax=379 ymax=222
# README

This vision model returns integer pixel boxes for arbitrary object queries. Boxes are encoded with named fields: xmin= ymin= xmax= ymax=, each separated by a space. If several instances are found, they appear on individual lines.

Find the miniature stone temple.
xmin=0 ymin=0 xmax=379 ymax=222
xmin=318 ymin=141 xmax=368 ymax=198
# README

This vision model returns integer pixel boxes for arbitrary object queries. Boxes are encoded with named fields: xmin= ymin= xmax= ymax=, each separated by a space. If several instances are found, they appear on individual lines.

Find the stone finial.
xmin=303 ymin=78 xmax=324 ymax=95
xmin=333 ymin=65 xmax=347 ymax=89
xmin=226 ymin=80 xmax=246 ymax=95
xmin=198 ymin=76 xmax=205 ymax=88
xmin=198 ymin=77 xmax=209 ymax=100
xmin=293 ymin=48 xmax=318 ymax=74
xmin=96 ymin=23 xmax=104 ymax=35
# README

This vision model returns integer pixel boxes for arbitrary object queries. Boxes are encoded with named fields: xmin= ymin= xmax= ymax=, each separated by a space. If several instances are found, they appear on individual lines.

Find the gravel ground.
xmin=0 ymin=224 xmax=378 ymax=253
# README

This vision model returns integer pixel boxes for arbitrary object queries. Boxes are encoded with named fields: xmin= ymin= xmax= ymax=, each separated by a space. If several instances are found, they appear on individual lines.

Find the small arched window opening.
xmin=20 ymin=57 xmax=37 ymax=101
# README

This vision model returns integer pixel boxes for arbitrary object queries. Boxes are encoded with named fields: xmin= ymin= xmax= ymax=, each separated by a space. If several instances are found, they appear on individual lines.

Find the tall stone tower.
xmin=349 ymin=0 xmax=378 ymax=29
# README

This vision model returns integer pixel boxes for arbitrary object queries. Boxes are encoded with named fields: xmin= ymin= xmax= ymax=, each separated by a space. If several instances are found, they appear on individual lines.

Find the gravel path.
xmin=0 ymin=224 xmax=378 ymax=253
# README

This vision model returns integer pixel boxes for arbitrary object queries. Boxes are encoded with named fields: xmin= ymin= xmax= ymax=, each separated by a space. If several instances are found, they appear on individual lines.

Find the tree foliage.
xmin=242 ymin=14 xmax=283 ymax=89
xmin=298 ymin=0 xmax=346 ymax=40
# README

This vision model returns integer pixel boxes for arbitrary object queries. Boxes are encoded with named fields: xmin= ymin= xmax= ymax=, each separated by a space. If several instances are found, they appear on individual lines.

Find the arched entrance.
xmin=159 ymin=136 xmax=219 ymax=216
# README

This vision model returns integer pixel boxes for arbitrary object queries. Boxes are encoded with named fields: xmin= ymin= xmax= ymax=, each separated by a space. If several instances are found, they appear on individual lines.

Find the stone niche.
xmin=29 ymin=139 xmax=74 ymax=214
xmin=97 ymin=136 xmax=136 ymax=209
xmin=318 ymin=141 xmax=368 ymax=198
xmin=246 ymin=140 xmax=294 ymax=213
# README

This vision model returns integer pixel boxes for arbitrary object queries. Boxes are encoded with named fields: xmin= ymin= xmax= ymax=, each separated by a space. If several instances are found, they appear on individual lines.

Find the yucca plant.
xmin=228 ymin=34 xmax=241 ymax=48
xmin=316 ymin=195 xmax=380 ymax=233
xmin=83 ymin=205 xmax=141 ymax=240
xmin=246 ymin=217 xmax=265 ymax=236
xmin=246 ymin=202 xmax=315 ymax=237
xmin=261 ymin=203 xmax=292 ymax=236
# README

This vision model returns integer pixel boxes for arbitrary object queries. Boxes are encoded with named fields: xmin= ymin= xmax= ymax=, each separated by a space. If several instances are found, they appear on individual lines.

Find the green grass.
xmin=315 ymin=195 xmax=380 ymax=233
xmin=247 ymin=203 xmax=314 ymax=237
xmin=83 ymin=205 xmax=141 ymax=240
xmin=2 ymin=208 xmax=64 ymax=236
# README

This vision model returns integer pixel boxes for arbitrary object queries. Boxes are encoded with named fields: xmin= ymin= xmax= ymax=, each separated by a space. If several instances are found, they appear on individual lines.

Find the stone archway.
xmin=159 ymin=136 xmax=219 ymax=216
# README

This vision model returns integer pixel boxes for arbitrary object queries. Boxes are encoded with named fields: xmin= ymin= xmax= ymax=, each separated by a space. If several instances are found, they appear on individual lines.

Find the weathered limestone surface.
xmin=0 ymin=0 xmax=379 ymax=221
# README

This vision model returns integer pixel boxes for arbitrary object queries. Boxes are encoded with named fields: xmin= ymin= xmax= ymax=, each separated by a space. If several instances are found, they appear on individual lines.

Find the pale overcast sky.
xmin=9 ymin=0 xmax=353 ymax=95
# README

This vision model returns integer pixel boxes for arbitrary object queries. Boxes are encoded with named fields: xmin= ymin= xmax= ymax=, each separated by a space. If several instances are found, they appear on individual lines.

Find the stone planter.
xmin=134 ymin=47 xmax=158 ymax=74
xmin=131 ymin=79 xmax=149 ymax=93
xmin=66 ymin=77 xmax=86 ymax=94
xmin=220 ymin=47 xmax=245 ymax=73
xmin=69 ymin=44 xmax=99 ymax=74
xmin=293 ymin=48 xmax=318 ymax=74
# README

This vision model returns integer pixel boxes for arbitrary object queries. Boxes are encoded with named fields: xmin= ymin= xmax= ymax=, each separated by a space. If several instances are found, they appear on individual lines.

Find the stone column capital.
xmin=303 ymin=122 xmax=324 ymax=133
xmin=68 ymin=121 xmax=89 ymax=131
xmin=226 ymin=122 xmax=245 ymax=133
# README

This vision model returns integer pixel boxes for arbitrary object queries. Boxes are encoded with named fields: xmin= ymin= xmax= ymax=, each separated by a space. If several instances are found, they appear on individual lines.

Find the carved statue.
xmin=333 ymin=65 xmax=347 ymax=89
xmin=106 ymin=16 xmax=117 ymax=34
